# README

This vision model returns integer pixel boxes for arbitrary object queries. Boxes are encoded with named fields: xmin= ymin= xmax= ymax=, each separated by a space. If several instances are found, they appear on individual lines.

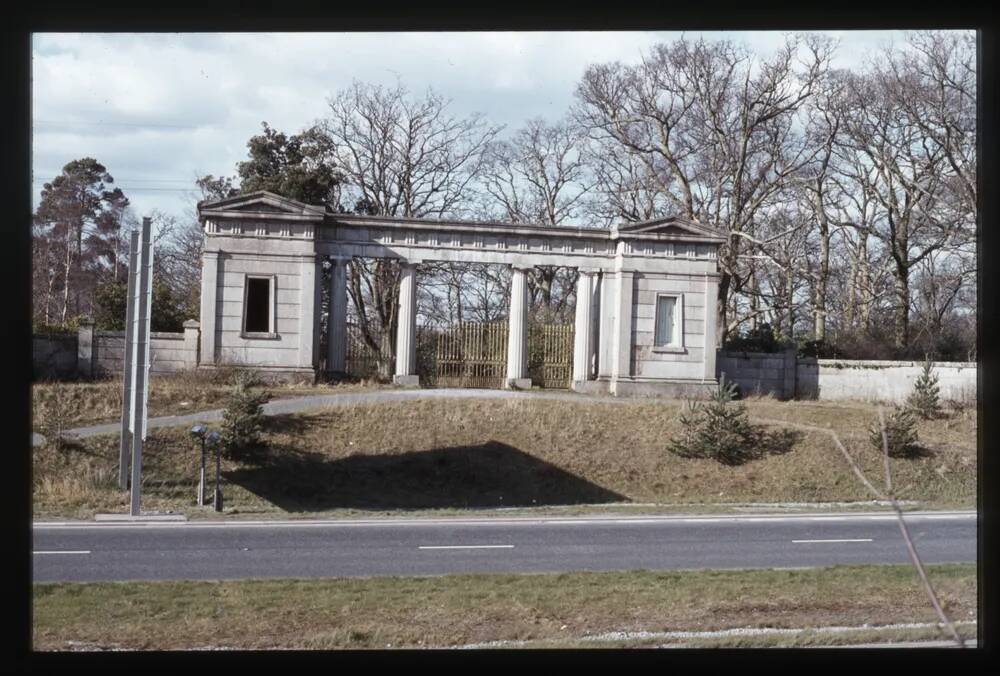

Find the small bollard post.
xmin=207 ymin=431 xmax=223 ymax=512
xmin=190 ymin=425 xmax=207 ymax=506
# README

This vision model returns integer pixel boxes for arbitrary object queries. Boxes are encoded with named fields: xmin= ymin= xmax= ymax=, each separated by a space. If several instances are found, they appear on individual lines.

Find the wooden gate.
xmin=528 ymin=323 xmax=573 ymax=389
xmin=434 ymin=321 xmax=508 ymax=389
xmin=345 ymin=320 xmax=574 ymax=389
xmin=345 ymin=323 xmax=387 ymax=378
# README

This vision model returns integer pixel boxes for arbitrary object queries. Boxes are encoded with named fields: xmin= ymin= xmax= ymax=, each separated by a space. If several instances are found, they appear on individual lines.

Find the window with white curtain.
xmin=654 ymin=295 xmax=680 ymax=347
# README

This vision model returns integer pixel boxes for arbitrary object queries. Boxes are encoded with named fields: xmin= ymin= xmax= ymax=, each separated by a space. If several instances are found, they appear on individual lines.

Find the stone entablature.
xmin=197 ymin=191 xmax=727 ymax=395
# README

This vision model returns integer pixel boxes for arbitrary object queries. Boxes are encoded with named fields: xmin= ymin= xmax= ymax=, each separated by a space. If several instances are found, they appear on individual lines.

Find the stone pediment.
xmin=198 ymin=191 xmax=327 ymax=221
xmin=615 ymin=216 xmax=726 ymax=242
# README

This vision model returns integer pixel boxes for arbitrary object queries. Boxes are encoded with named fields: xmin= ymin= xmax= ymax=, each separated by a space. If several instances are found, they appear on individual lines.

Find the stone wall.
xmin=797 ymin=359 xmax=977 ymax=403
xmin=38 ymin=319 xmax=202 ymax=379
xmin=212 ymin=251 xmax=317 ymax=371
xmin=717 ymin=349 xmax=797 ymax=399
xmin=32 ymin=334 xmax=78 ymax=380
xmin=717 ymin=350 xmax=977 ymax=403
xmin=629 ymin=272 xmax=708 ymax=381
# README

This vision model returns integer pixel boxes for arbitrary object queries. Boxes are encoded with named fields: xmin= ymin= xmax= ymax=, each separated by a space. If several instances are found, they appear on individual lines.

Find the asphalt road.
xmin=32 ymin=511 xmax=976 ymax=583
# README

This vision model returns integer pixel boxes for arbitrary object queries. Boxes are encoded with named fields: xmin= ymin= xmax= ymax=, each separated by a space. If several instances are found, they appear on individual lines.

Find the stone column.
xmin=703 ymin=274 xmax=719 ymax=382
xmin=394 ymin=262 xmax=419 ymax=386
xmin=199 ymin=251 xmax=219 ymax=367
xmin=572 ymin=269 xmax=595 ymax=387
xmin=610 ymin=270 xmax=634 ymax=386
xmin=182 ymin=320 xmax=200 ymax=368
xmin=77 ymin=317 xmax=95 ymax=378
xmin=326 ymin=258 xmax=348 ymax=375
xmin=590 ymin=273 xmax=602 ymax=376
xmin=298 ymin=255 xmax=321 ymax=374
xmin=597 ymin=272 xmax=615 ymax=380
xmin=506 ymin=266 xmax=531 ymax=389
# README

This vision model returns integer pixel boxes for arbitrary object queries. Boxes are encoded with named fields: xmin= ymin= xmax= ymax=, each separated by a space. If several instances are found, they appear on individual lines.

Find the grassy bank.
xmin=31 ymin=396 xmax=976 ymax=519
xmin=32 ymin=563 xmax=977 ymax=650
xmin=31 ymin=371 xmax=385 ymax=432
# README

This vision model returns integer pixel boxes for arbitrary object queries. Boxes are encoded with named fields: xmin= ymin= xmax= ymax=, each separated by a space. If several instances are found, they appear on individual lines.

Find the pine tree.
xmin=869 ymin=406 xmax=919 ymax=458
xmin=668 ymin=375 xmax=762 ymax=465
xmin=906 ymin=358 xmax=942 ymax=420
xmin=220 ymin=370 xmax=271 ymax=460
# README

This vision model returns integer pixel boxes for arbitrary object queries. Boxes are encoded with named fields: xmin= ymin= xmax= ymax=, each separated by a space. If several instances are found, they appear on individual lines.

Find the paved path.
xmin=32 ymin=510 xmax=976 ymax=583
xmin=32 ymin=388 xmax=632 ymax=446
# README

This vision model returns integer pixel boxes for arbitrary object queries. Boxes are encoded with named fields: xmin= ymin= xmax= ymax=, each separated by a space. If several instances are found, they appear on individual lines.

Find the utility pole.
xmin=118 ymin=230 xmax=139 ymax=490
xmin=128 ymin=217 xmax=153 ymax=516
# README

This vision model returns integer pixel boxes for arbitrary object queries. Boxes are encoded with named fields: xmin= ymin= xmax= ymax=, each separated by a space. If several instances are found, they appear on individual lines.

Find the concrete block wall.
xmin=214 ymin=253 xmax=306 ymax=369
xmin=76 ymin=320 xmax=201 ymax=378
xmin=797 ymin=359 xmax=977 ymax=403
xmin=717 ymin=349 xmax=796 ymax=399
xmin=718 ymin=352 xmax=977 ymax=403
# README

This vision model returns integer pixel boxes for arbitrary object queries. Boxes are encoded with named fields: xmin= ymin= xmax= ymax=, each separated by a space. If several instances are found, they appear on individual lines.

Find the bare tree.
xmin=320 ymin=81 xmax=502 ymax=376
xmin=837 ymin=61 xmax=966 ymax=352
xmin=574 ymin=34 xmax=835 ymax=345
xmin=481 ymin=117 xmax=592 ymax=322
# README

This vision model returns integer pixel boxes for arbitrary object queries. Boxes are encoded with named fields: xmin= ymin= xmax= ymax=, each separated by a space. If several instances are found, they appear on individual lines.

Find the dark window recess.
xmin=245 ymin=278 xmax=271 ymax=333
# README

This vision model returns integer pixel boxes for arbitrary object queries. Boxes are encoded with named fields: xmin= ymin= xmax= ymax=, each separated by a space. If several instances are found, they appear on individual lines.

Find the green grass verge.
xmin=33 ymin=563 xmax=976 ymax=650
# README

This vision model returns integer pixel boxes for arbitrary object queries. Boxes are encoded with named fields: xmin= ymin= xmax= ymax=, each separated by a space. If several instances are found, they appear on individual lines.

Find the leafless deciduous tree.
xmin=481 ymin=117 xmax=593 ymax=322
xmin=574 ymin=34 xmax=836 ymax=345
xmin=836 ymin=62 xmax=968 ymax=351
xmin=320 ymin=81 xmax=502 ymax=376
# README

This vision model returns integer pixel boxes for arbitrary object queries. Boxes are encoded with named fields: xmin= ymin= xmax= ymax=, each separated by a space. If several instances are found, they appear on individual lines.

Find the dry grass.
xmin=32 ymin=563 xmax=976 ymax=650
xmin=31 ymin=396 xmax=976 ymax=519
xmin=31 ymin=371 xmax=386 ymax=432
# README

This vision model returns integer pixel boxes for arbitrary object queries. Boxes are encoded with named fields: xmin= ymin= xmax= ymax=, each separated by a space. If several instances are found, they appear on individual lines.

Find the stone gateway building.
xmin=196 ymin=191 xmax=726 ymax=397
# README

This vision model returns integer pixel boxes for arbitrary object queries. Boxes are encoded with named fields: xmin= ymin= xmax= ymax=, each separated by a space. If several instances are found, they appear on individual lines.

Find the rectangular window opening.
xmin=654 ymin=295 xmax=677 ymax=347
xmin=245 ymin=277 xmax=272 ymax=334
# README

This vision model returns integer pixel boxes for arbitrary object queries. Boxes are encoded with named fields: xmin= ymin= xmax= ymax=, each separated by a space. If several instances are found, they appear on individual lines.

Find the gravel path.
xmin=32 ymin=388 xmax=633 ymax=446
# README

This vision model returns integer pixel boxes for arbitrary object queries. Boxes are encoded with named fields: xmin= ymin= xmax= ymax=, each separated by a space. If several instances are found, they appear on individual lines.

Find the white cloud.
xmin=33 ymin=29 xmax=951 ymax=218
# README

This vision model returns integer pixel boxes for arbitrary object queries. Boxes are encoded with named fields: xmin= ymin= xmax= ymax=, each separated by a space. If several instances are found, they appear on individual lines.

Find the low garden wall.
xmin=716 ymin=349 xmax=797 ymax=399
xmin=33 ymin=319 xmax=202 ymax=380
xmin=717 ymin=350 xmax=977 ymax=403
xmin=797 ymin=359 xmax=977 ymax=403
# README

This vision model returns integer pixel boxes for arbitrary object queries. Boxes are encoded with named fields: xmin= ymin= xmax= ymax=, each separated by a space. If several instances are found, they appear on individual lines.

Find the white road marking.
xmin=418 ymin=545 xmax=515 ymax=550
xmin=33 ymin=550 xmax=91 ymax=555
xmin=792 ymin=539 xmax=873 ymax=544
xmin=30 ymin=510 xmax=976 ymax=530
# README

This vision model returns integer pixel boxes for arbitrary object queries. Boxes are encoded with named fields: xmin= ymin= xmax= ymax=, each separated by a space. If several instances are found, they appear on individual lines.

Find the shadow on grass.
xmin=224 ymin=440 xmax=628 ymax=511
xmin=890 ymin=444 xmax=936 ymax=460
xmin=710 ymin=428 xmax=803 ymax=467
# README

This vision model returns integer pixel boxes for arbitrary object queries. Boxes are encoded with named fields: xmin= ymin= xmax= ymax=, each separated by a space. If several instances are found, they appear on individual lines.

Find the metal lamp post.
xmin=207 ymin=431 xmax=223 ymax=512
xmin=190 ymin=425 xmax=207 ymax=506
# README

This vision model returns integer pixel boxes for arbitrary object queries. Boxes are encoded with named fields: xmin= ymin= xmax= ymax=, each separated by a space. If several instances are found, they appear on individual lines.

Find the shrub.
xmin=869 ymin=406 xmax=919 ymax=458
xmin=667 ymin=376 xmax=762 ymax=465
xmin=723 ymin=323 xmax=790 ymax=354
xmin=219 ymin=370 xmax=271 ymax=459
xmin=906 ymin=359 xmax=942 ymax=420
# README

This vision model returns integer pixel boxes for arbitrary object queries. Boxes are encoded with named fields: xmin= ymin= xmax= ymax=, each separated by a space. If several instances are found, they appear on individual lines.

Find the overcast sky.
xmin=32 ymin=30 xmax=925 ymax=219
